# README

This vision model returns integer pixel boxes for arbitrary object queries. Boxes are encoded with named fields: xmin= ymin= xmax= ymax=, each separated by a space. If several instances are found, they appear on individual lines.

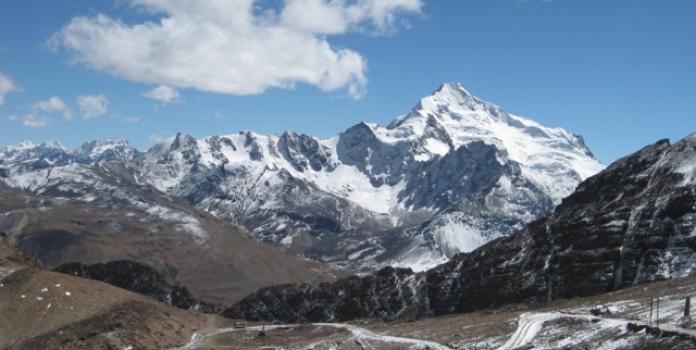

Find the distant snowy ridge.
xmin=0 ymin=83 xmax=604 ymax=271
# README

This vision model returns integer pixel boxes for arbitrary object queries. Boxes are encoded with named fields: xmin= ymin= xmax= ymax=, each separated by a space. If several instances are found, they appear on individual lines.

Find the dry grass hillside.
xmin=0 ymin=183 xmax=341 ymax=305
xmin=0 ymin=235 xmax=229 ymax=349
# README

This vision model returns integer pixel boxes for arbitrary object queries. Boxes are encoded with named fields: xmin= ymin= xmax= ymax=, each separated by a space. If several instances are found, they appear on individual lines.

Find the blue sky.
xmin=0 ymin=0 xmax=694 ymax=163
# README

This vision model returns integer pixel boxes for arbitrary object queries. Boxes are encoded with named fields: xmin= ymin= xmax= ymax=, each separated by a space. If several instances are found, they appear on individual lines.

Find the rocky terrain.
xmin=228 ymin=133 xmax=696 ymax=323
xmin=0 ymin=83 xmax=603 ymax=273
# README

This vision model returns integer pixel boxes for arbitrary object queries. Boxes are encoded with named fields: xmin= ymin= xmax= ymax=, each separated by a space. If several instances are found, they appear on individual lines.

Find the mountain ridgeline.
xmin=0 ymin=83 xmax=603 ymax=275
xmin=227 ymin=134 xmax=696 ymax=322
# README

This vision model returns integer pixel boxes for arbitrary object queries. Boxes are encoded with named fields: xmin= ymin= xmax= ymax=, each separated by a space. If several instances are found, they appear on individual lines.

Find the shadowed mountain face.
xmin=0 ymin=83 xmax=603 ymax=273
xmin=227 ymin=134 xmax=696 ymax=323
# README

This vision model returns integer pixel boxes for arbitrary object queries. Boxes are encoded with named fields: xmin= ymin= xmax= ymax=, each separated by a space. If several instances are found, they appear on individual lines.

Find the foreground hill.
xmin=229 ymin=133 xmax=696 ymax=322
xmin=0 ymin=234 xmax=225 ymax=349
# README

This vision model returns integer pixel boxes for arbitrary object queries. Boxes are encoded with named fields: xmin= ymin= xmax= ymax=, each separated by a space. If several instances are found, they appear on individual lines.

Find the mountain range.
xmin=0 ymin=83 xmax=603 ymax=282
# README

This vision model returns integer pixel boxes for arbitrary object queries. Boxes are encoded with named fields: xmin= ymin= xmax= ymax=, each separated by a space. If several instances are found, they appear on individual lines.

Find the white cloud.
xmin=8 ymin=114 xmax=50 ymax=128
xmin=34 ymin=96 xmax=73 ymax=120
xmin=142 ymin=85 xmax=181 ymax=103
xmin=77 ymin=94 xmax=109 ymax=119
xmin=281 ymin=0 xmax=422 ymax=34
xmin=50 ymin=0 xmax=422 ymax=99
xmin=123 ymin=116 xmax=140 ymax=123
xmin=0 ymin=72 xmax=21 ymax=105
xmin=7 ymin=96 xmax=75 ymax=128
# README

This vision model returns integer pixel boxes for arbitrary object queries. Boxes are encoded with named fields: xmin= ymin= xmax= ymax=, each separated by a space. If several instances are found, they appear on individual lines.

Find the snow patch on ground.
xmin=137 ymin=203 xmax=208 ymax=243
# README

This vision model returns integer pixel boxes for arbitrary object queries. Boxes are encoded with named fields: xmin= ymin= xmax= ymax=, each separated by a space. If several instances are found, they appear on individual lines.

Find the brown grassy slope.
xmin=0 ymin=183 xmax=341 ymax=305
xmin=0 ymin=242 xmax=226 ymax=350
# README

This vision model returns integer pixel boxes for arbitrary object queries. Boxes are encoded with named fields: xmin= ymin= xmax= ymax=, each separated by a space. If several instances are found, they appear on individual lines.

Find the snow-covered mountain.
xmin=0 ymin=83 xmax=604 ymax=271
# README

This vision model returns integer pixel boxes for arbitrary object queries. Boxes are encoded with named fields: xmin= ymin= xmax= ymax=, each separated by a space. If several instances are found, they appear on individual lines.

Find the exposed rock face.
xmin=227 ymin=135 xmax=696 ymax=322
xmin=224 ymin=266 xmax=424 ymax=322
xmin=55 ymin=260 xmax=217 ymax=312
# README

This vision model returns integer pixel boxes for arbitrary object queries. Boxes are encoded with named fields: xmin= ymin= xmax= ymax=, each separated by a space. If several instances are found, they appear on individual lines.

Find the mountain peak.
xmin=417 ymin=82 xmax=508 ymax=119
xmin=0 ymin=139 xmax=67 ymax=155
xmin=75 ymin=138 xmax=137 ymax=163
xmin=170 ymin=133 xmax=197 ymax=150
xmin=2 ymin=140 xmax=36 ymax=152
xmin=383 ymin=83 xmax=604 ymax=203
xmin=434 ymin=82 xmax=472 ymax=98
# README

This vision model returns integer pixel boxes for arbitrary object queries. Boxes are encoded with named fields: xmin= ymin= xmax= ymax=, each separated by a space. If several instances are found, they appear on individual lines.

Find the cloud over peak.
xmin=50 ymin=0 xmax=422 ymax=99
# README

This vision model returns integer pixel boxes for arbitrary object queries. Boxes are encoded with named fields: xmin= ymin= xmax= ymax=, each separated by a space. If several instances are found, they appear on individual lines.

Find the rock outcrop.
xmin=55 ymin=260 xmax=218 ymax=312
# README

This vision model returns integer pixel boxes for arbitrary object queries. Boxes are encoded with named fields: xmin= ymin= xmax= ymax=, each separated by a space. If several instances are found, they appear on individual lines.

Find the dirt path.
xmin=172 ymin=323 xmax=453 ymax=350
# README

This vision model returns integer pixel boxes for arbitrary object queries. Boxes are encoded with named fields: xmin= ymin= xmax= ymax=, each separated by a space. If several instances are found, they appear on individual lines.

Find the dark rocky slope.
xmin=228 ymin=134 xmax=696 ymax=322
xmin=55 ymin=260 xmax=218 ymax=312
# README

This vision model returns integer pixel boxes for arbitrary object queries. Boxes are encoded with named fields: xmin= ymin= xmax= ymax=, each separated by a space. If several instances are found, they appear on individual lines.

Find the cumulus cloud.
xmin=34 ymin=96 xmax=73 ymax=120
xmin=8 ymin=114 xmax=50 ymax=128
xmin=7 ymin=96 xmax=74 ymax=128
xmin=0 ymin=72 xmax=21 ymax=105
xmin=142 ymin=85 xmax=181 ymax=103
xmin=77 ymin=94 xmax=109 ymax=119
xmin=49 ymin=0 xmax=422 ymax=99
